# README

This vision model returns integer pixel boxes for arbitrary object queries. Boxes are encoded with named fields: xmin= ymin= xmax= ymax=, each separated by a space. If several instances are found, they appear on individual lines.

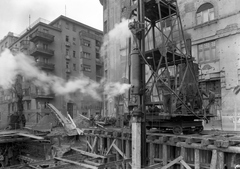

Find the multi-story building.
xmin=100 ymin=0 xmax=240 ymax=131
xmin=0 ymin=15 xmax=103 ymax=129
xmin=0 ymin=32 xmax=18 ymax=53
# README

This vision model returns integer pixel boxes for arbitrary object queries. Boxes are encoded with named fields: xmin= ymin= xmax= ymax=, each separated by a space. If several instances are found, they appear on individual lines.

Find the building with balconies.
xmin=0 ymin=15 xmax=103 ymax=129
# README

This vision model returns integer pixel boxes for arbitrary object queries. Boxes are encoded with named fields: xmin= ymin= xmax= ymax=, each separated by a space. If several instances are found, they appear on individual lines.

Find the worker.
xmin=157 ymin=70 xmax=172 ymax=114
xmin=207 ymin=90 xmax=216 ymax=115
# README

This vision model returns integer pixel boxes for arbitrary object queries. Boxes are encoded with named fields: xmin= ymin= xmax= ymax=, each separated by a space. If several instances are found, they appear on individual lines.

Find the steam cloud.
xmin=0 ymin=49 xmax=130 ymax=100
xmin=101 ymin=18 xmax=132 ymax=55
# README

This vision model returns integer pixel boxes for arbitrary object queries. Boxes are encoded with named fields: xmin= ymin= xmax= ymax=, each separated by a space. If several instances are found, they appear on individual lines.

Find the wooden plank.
xmin=84 ymin=159 xmax=102 ymax=166
xmin=132 ymin=121 xmax=141 ymax=169
xmin=149 ymin=142 xmax=154 ymax=165
xmin=98 ymin=159 xmax=131 ymax=169
xmin=105 ymin=139 xmax=116 ymax=155
xmin=161 ymin=156 xmax=183 ymax=169
xmin=180 ymin=147 xmax=185 ymax=169
xmin=126 ymin=140 xmax=131 ymax=169
xmin=17 ymin=133 xmax=44 ymax=140
xmin=71 ymin=147 xmax=106 ymax=159
xmin=162 ymin=144 xmax=168 ymax=165
xmin=179 ymin=160 xmax=191 ymax=169
xmin=210 ymin=150 xmax=217 ymax=169
xmin=217 ymin=151 xmax=224 ymax=169
xmin=54 ymin=157 xmax=98 ymax=169
xmin=113 ymin=143 xmax=127 ymax=159
xmin=91 ymin=136 xmax=98 ymax=153
xmin=87 ymin=140 xmax=93 ymax=151
xmin=194 ymin=149 xmax=200 ymax=169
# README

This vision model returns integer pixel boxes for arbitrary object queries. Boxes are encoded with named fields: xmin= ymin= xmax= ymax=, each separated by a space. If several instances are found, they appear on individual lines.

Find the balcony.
xmin=96 ymin=58 xmax=103 ymax=65
xmin=36 ymin=62 xmax=55 ymax=70
xmin=65 ymin=42 xmax=71 ymax=47
xmin=66 ymin=69 xmax=71 ymax=73
xmin=20 ymin=40 xmax=30 ymax=50
xmin=30 ymin=47 xmax=54 ymax=57
xmin=30 ymin=31 xmax=54 ymax=43
xmin=66 ymin=55 xmax=71 ymax=60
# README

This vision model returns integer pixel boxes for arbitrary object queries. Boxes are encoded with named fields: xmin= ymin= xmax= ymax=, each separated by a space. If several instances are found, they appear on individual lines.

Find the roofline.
xmin=9 ymin=22 xmax=61 ymax=48
xmin=50 ymin=15 xmax=103 ymax=34
xmin=0 ymin=32 xmax=19 ymax=44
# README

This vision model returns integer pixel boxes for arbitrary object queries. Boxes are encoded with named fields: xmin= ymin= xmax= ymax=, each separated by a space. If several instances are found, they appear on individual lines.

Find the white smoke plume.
xmin=0 ymin=49 xmax=130 ymax=100
xmin=101 ymin=18 xmax=132 ymax=55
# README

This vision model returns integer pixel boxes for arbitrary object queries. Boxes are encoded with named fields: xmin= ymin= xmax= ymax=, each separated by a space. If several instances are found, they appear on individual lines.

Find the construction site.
xmin=1 ymin=0 xmax=240 ymax=168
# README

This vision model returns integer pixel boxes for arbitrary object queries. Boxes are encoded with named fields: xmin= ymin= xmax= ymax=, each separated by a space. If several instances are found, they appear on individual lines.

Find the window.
xmin=66 ymin=62 xmax=69 ymax=69
xmin=83 ymin=52 xmax=91 ymax=59
xmin=73 ymin=64 xmax=76 ymax=71
xmin=66 ymin=48 xmax=69 ymax=55
xmin=43 ymin=29 xmax=49 ymax=33
xmin=43 ymin=44 xmax=48 ymax=49
xmin=43 ymin=58 xmax=49 ymax=63
xmin=198 ymin=41 xmax=216 ymax=63
xmin=196 ymin=3 xmax=215 ymax=25
xmin=73 ymin=24 xmax=76 ymax=32
xmin=66 ymin=21 xmax=69 ymax=29
xmin=82 ymin=64 xmax=91 ymax=72
xmin=82 ymin=39 xmax=91 ymax=47
xmin=27 ymin=101 xmax=31 ymax=110
xmin=73 ymin=51 xmax=76 ymax=58
xmin=66 ymin=36 xmax=69 ymax=42
xmin=73 ymin=37 xmax=76 ymax=45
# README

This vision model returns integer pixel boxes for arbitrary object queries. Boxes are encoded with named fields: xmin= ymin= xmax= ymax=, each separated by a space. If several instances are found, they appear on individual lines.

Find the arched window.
xmin=196 ymin=3 xmax=215 ymax=25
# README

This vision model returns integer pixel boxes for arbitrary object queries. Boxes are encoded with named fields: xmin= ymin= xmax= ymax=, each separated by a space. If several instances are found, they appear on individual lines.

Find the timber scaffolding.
xmin=81 ymin=129 xmax=240 ymax=169
xmin=5 ymin=128 xmax=240 ymax=169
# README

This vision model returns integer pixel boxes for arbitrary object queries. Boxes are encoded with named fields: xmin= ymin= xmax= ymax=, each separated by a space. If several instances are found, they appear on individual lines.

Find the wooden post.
xmin=149 ymin=142 xmax=154 ymax=165
xmin=116 ymin=139 xmax=120 ymax=169
xmin=194 ymin=149 xmax=200 ymax=169
xmin=132 ymin=112 xmax=142 ymax=169
xmin=210 ymin=150 xmax=217 ymax=169
xmin=217 ymin=151 xmax=224 ymax=169
xmin=180 ymin=147 xmax=185 ymax=169
xmin=163 ymin=144 xmax=167 ymax=166
xmin=126 ymin=140 xmax=130 ymax=169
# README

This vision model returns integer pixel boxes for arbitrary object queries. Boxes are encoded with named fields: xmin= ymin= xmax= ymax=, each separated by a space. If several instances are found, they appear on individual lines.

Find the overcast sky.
xmin=0 ymin=0 xmax=103 ymax=40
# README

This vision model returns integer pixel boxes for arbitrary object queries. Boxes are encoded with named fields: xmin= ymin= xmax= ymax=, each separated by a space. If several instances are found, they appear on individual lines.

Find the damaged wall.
xmin=180 ymin=0 xmax=240 ymax=130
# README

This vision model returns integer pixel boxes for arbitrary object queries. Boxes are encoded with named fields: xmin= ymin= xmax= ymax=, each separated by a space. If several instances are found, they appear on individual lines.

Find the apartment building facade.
xmin=0 ymin=15 xmax=103 ymax=129
xmin=100 ymin=0 xmax=240 ymax=130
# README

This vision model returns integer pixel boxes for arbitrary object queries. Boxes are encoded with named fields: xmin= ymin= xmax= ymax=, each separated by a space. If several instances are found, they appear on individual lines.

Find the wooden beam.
xmin=180 ymin=147 xmax=185 ymax=169
xmin=143 ymin=156 xmax=183 ymax=169
xmin=87 ymin=140 xmax=93 ymax=151
xmin=98 ymin=159 xmax=131 ymax=169
xmin=105 ymin=139 xmax=116 ymax=155
xmin=17 ymin=133 xmax=44 ymax=140
xmin=161 ymin=156 xmax=183 ymax=169
xmin=113 ymin=143 xmax=127 ymax=159
xmin=149 ymin=142 xmax=154 ymax=165
xmin=180 ymin=160 xmax=191 ymax=169
xmin=54 ymin=157 xmax=98 ymax=169
xmin=162 ymin=144 xmax=168 ymax=165
xmin=217 ymin=151 xmax=224 ymax=169
xmin=71 ymin=147 xmax=106 ymax=159
xmin=91 ymin=136 xmax=98 ymax=153
xmin=194 ymin=149 xmax=200 ymax=169
xmin=84 ymin=159 xmax=102 ymax=166
xmin=210 ymin=150 xmax=217 ymax=169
